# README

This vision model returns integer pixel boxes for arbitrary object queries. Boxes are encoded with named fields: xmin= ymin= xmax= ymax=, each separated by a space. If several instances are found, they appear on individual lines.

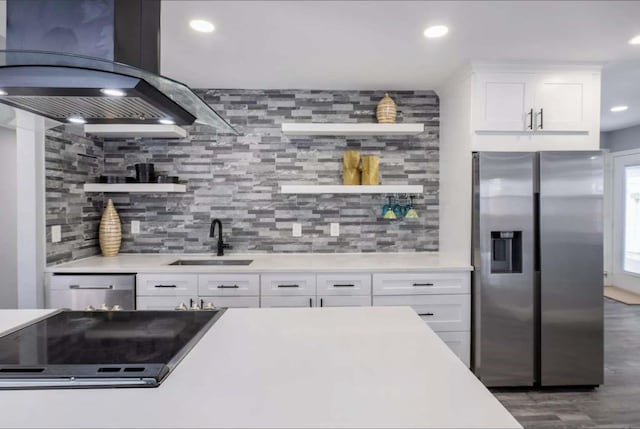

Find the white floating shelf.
xmin=83 ymin=183 xmax=187 ymax=193
xmin=280 ymin=185 xmax=423 ymax=194
xmin=281 ymin=123 xmax=424 ymax=136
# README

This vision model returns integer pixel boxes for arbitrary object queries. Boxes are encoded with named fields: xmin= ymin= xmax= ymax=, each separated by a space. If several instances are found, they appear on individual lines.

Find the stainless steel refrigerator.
xmin=472 ymin=151 xmax=604 ymax=387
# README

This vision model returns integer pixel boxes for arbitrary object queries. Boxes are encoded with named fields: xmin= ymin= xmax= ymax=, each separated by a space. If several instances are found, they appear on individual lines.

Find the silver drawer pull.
xmin=419 ymin=312 xmax=435 ymax=316
xmin=277 ymin=284 xmax=299 ymax=288
xmin=69 ymin=285 xmax=113 ymax=290
xmin=413 ymin=283 xmax=434 ymax=287
xmin=154 ymin=284 xmax=177 ymax=288
xmin=333 ymin=284 xmax=355 ymax=287
xmin=217 ymin=285 xmax=239 ymax=289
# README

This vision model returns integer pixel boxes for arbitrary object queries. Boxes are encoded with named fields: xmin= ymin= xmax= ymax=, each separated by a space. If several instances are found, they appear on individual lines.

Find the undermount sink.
xmin=169 ymin=259 xmax=254 ymax=266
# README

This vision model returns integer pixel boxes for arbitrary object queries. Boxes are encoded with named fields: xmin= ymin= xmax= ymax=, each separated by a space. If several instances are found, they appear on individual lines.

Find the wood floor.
xmin=493 ymin=298 xmax=640 ymax=428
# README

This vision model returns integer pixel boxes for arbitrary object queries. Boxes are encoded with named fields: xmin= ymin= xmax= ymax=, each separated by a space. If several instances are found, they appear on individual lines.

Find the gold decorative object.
xmin=343 ymin=150 xmax=361 ymax=185
xmin=99 ymin=199 xmax=122 ymax=257
xmin=376 ymin=93 xmax=397 ymax=124
xmin=361 ymin=155 xmax=380 ymax=185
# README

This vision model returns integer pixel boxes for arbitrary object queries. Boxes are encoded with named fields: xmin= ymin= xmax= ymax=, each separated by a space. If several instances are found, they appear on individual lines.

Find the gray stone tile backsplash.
xmin=46 ymin=89 xmax=439 ymax=263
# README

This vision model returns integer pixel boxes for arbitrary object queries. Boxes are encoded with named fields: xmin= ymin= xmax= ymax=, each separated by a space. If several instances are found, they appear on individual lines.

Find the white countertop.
xmin=45 ymin=252 xmax=473 ymax=274
xmin=0 ymin=307 xmax=518 ymax=428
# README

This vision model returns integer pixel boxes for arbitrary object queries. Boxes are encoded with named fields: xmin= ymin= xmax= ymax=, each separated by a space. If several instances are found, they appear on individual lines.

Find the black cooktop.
xmin=0 ymin=310 xmax=225 ymax=389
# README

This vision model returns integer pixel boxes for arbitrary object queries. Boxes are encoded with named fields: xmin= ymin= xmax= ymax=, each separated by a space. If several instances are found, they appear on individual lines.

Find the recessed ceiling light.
xmin=100 ymin=88 xmax=126 ymax=97
xmin=190 ymin=19 xmax=215 ymax=33
xmin=629 ymin=34 xmax=640 ymax=45
xmin=424 ymin=25 xmax=449 ymax=39
xmin=0 ymin=89 xmax=6 ymax=96
xmin=610 ymin=105 xmax=629 ymax=112
xmin=68 ymin=116 xmax=86 ymax=124
xmin=159 ymin=119 xmax=175 ymax=125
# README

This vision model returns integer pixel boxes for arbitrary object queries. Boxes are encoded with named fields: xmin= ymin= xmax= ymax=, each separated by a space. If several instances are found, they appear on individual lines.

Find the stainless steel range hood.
xmin=0 ymin=50 xmax=237 ymax=134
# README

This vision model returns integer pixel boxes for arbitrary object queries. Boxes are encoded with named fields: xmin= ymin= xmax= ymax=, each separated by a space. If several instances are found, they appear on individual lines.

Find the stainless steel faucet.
xmin=209 ymin=219 xmax=230 ymax=256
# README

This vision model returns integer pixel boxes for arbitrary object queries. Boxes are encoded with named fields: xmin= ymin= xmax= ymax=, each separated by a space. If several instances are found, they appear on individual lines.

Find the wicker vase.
xmin=361 ymin=155 xmax=380 ymax=185
xmin=376 ymin=93 xmax=397 ymax=124
xmin=343 ymin=150 xmax=361 ymax=185
xmin=99 ymin=199 xmax=121 ymax=257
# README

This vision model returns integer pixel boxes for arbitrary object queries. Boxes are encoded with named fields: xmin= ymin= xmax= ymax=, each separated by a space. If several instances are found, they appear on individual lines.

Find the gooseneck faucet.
xmin=209 ymin=219 xmax=229 ymax=256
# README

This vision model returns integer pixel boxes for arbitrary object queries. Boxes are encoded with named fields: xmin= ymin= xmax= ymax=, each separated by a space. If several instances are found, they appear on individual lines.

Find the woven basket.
xmin=343 ymin=150 xmax=361 ymax=185
xmin=99 ymin=199 xmax=122 ymax=257
xmin=376 ymin=93 xmax=397 ymax=124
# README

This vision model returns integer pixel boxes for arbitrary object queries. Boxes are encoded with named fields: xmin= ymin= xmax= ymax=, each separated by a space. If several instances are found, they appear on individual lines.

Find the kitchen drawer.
xmin=436 ymin=331 xmax=471 ymax=367
xmin=372 ymin=272 xmax=470 ymax=295
xmin=260 ymin=273 xmax=316 ymax=296
xmin=318 ymin=295 xmax=371 ymax=307
xmin=137 ymin=295 xmax=197 ymax=310
xmin=316 ymin=273 xmax=371 ymax=296
xmin=261 ymin=296 xmax=316 ymax=308
xmin=200 ymin=296 xmax=259 ymax=309
xmin=136 ymin=274 xmax=198 ymax=296
xmin=198 ymin=274 xmax=260 ymax=296
xmin=373 ymin=294 xmax=470 ymax=332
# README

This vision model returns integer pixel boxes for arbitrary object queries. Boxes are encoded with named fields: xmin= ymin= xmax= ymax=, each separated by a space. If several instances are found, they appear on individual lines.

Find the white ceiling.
xmin=160 ymin=1 xmax=640 ymax=130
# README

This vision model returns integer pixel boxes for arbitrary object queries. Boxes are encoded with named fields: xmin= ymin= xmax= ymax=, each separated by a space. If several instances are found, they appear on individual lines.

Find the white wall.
xmin=603 ymin=124 xmax=640 ymax=152
xmin=0 ymin=126 xmax=17 ymax=308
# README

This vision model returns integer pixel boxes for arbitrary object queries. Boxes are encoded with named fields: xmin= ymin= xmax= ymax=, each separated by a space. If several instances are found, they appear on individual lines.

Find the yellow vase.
xmin=376 ymin=93 xmax=397 ymax=124
xmin=343 ymin=150 xmax=361 ymax=185
xmin=99 ymin=199 xmax=122 ymax=257
xmin=361 ymin=155 xmax=380 ymax=185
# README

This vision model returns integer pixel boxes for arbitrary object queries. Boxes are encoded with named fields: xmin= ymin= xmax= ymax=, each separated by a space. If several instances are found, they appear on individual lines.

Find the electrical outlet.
xmin=330 ymin=223 xmax=340 ymax=237
xmin=51 ymin=225 xmax=61 ymax=243
xmin=292 ymin=223 xmax=302 ymax=237
xmin=131 ymin=220 xmax=140 ymax=234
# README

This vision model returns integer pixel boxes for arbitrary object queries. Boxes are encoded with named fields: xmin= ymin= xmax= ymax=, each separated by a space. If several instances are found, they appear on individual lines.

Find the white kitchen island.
xmin=0 ymin=307 xmax=520 ymax=429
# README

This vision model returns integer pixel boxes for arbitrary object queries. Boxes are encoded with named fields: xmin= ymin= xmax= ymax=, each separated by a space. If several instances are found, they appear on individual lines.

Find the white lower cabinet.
xmin=201 ymin=296 xmax=259 ymax=308
xmin=435 ymin=331 xmax=471 ymax=368
xmin=137 ymin=295 xmax=196 ymax=310
xmin=373 ymin=294 xmax=470 ymax=332
xmin=318 ymin=295 xmax=371 ymax=307
xmin=261 ymin=295 xmax=315 ymax=308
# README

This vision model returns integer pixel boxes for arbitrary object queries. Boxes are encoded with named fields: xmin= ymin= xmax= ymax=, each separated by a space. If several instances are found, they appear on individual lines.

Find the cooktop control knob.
xmin=190 ymin=302 xmax=201 ymax=310
xmin=85 ymin=305 xmax=96 ymax=311
xmin=203 ymin=302 xmax=216 ymax=310
xmin=175 ymin=302 xmax=188 ymax=311
xmin=111 ymin=305 xmax=122 ymax=311
xmin=100 ymin=304 xmax=110 ymax=311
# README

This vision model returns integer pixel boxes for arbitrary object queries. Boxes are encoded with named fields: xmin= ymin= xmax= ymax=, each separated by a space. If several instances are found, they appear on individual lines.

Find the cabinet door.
xmin=435 ymin=331 xmax=471 ymax=367
xmin=260 ymin=296 xmax=315 ymax=308
xmin=474 ymin=72 xmax=534 ymax=132
xmin=316 ymin=273 xmax=371 ymax=296
xmin=318 ymin=295 xmax=371 ymax=307
xmin=136 ymin=274 xmax=198 ymax=296
xmin=198 ymin=274 xmax=260 ymax=296
xmin=372 ymin=272 xmax=470 ymax=295
xmin=533 ymin=73 xmax=593 ymax=132
xmin=260 ymin=273 xmax=316 ymax=296
xmin=373 ymin=294 xmax=470 ymax=332
xmin=137 ymin=295 xmax=196 ymax=310
xmin=201 ymin=296 xmax=259 ymax=309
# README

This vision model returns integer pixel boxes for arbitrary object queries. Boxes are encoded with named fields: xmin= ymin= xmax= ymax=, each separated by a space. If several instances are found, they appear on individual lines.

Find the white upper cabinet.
xmin=472 ymin=66 xmax=599 ymax=137
xmin=474 ymin=72 xmax=534 ymax=132
xmin=532 ymin=73 xmax=592 ymax=132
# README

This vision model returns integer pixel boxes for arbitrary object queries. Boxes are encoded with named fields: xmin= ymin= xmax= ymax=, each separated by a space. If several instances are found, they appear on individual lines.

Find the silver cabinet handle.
xmin=69 ymin=285 xmax=113 ymax=290
xmin=528 ymin=108 xmax=534 ymax=130
xmin=333 ymin=284 xmax=355 ymax=288
xmin=418 ymin=312 xmax=435 ymax=316
xmin=154 ymin=284 xmax=177 ymax=288
xmin=413 ymin=283 xmax=434 ymax=287
xmin=309 ymin=298 xmax=313 ymax=307
xmin=277 ymin=284 xmax=299 ymax=288
xmin=217 ymin=285 xmax=239 ymax=289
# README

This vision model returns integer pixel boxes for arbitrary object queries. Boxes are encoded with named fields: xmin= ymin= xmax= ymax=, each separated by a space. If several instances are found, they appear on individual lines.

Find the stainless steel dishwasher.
xmin=47 ymin=274 xmax=136 ymax=310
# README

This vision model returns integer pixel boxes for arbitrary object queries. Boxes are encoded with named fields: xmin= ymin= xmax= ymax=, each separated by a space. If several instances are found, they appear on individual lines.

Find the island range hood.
xmin=0 ymin=0 xmax=237 ymax=134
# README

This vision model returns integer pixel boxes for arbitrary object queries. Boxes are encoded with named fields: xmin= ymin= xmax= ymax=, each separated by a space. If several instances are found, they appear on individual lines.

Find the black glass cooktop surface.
xmin=0 ymin=310 xmax=225 ymax=389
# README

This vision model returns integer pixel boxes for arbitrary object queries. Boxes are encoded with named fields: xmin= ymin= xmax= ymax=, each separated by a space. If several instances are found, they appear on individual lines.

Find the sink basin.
xmin=169 ymin=259 xmax=253 ymax=266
